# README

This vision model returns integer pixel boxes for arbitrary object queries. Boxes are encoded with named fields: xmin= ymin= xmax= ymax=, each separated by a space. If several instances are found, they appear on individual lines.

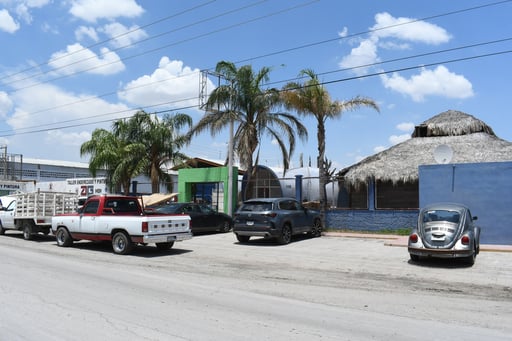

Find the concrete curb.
xmin=323 ymin=232 xmax=512 ymax=253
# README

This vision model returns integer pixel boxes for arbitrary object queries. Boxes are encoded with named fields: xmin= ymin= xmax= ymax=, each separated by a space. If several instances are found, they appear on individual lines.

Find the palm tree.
xmin=122 ymin=110 xmax=192 ymax=193
xmin=281 ymin=69 xmax=379 ymax=225
xmin=80 ymin=127 xmax=140 ymax=195
xmin=190 ymin=61 xmax=308 ymax=199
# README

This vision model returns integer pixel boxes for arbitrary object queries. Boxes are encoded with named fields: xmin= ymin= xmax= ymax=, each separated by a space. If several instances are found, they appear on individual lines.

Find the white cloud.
xmin=338 ymin=27 xmax=348 ymax=38
xmin=118 ymin=57 xmax=214 ymax=110
xmin=69 ymin=0 xmax=144 ymax=23
xmin=0 ymin=9 xmax=20 ymax=33
xmin=389 ymin=133 xmax=410 ymax=145
xmin=0 ymin=91 xmax=13 ymax=118
xmin=339 ymin=12 xmax=452 ymax=77
xmin=373 ymin=145 xmax=386 ymax=153
xmin=48 ymin=43 xmax=125 ymax=75
xmin=46 ymin=129 xmax=92 ymax=147
xmin=75 ymin=26 xmax=99 ymax=42
xmin=339 ymin=38 xmax=379 ymax=75
xmin=380 ymin=65 xmax=474 ymax=102
xmin=371 ymin=12 xmax=451 ymax=44
xmin=6 ymin=81 xmax=129 ymax=160
xmin=396 ymin=122 xmax=414 ymax=132
xmin=99 ymin=22 xmax=148 ymax=48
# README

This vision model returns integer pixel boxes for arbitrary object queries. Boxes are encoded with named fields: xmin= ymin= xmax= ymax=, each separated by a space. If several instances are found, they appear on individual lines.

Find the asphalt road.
xmin=0 ymin=231 xmax=511 ymax=341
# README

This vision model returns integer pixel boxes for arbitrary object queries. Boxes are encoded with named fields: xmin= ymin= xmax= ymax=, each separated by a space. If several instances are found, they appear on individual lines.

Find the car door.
xmin=183 ymin=204 xmax=204 ymax=232
xmin=281 ymin=199 xmax=308 ymax=233
xmin=0 ymin=199 xmax=16 ymax=229
xmin=198 ymin=204 xmax=220 ymax=230
xmin=79 ymin=199 xmax=99 ymax=234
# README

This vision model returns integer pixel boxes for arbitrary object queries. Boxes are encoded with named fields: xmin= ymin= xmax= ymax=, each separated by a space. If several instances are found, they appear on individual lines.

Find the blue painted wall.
xmin=419 ymin=161 xmax=512 ymax=245
xmin=326 ymin=209 xmax=418 ymax=231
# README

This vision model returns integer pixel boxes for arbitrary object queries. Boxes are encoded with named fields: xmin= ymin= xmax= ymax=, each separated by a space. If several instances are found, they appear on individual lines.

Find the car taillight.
xmin=142 ymin=222 xmax=148 ymax=232
xmin=409 ymin=233 xmax=418 ymax=243
xmin=461 ymin=235 xmax=470 ymax=245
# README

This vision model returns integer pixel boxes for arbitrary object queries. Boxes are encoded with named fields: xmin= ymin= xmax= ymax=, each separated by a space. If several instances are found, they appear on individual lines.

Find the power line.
xmin=1 ymin=1 xmax=511 ymax=137
xmin=0 ymin=0 xmax=217 ymax=84
xmin=1 ymin=48 xmax=510 ymax=138
xmin=9 ymin=0 xmax=507 ymax=91
xmin=7 ymin=35 xmax=511 ymax=125
xmin=2 ymin=0 xmax=314 ymax=91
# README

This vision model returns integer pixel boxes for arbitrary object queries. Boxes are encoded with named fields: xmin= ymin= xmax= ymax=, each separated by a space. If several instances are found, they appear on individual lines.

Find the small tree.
xmin=282 ymin=69 xmax=379 ymax=226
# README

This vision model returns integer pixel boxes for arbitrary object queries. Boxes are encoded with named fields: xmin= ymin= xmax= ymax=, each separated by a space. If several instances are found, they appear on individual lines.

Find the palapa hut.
xmin=337 ymin=110 xmax=512 ymax=210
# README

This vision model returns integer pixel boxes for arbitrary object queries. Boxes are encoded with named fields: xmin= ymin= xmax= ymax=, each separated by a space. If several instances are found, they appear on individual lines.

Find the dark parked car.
xmin=233 ymin=197 xmax=322 ymax=244
xmin=148 ymin=203 xmax=233 ymax=234
xmin=408 ymin=203 xmax=480 ymax=265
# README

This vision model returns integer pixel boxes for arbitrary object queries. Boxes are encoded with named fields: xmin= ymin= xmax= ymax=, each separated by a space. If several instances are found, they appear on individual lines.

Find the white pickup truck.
xmin=0 ymin=191 xmax=77 ymax=240
xmin=51 ymin=194 xmax=192 ymax=254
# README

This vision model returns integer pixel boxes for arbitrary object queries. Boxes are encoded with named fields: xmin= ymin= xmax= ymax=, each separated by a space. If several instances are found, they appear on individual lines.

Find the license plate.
xmin=246 ymin=221 xmax=254 ymax=226
xmin=167 ymin=236 xmax=176 ymax=242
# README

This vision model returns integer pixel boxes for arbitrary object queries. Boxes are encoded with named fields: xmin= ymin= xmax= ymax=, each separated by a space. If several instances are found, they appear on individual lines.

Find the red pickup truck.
xmin=51 ymin=195 xmax=192 ymax=254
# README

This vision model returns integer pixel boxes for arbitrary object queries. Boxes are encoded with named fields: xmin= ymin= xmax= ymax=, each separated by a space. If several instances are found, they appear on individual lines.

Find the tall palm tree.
xmin=282 ymin=69 xmax=379 ymax=225
xmin=80 ymin=127 xmax=140 ymax=195
xmin=122 ymin=110 xmax=192 ymax=193
xmin=190 ymin=61 xmax=308 ymax=199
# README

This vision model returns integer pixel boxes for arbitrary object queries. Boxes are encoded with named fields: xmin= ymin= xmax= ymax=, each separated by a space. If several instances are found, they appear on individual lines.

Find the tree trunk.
xmin=317 ymin=119 xmax=327 ymax=227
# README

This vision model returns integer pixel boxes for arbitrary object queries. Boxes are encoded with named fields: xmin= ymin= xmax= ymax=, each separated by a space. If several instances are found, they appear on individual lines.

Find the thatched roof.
xmin=339 ymin=110 xmax=512 ymax=185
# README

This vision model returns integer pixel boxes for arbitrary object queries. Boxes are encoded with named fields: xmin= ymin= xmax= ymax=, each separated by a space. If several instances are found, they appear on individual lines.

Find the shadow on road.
xmin=408 ymin=257 xmax=475 ymax=268
xmin=70 ymin=240 xmax=193 ymax=258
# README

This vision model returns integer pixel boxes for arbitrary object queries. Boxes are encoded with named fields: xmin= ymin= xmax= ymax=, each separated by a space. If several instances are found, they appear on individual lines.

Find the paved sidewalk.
xmin=323 ymin=232 xmax=512 ymax=252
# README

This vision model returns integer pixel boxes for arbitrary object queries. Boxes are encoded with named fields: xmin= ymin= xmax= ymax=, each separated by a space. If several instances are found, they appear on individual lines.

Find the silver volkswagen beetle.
xmin=408 ymin=203 xmax=480 ymax=265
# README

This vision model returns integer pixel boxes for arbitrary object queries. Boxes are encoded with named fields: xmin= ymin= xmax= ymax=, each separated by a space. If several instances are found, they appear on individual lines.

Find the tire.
xmin=464 ymin=247 xmax=476 ymax=266
xmin=22 ymin=222 xmax=33 ymax=240
xmin=309 ymin=219 xmax=322 ymax=238
xmin=0 ymin=224 xmax=5 ymax=235
xmin=55 ymin=227 xmax=73 ymax=247
xmin=277 ymin=224 xmax=292 ymax=245
xmin=220 ymin=221 xmax=231 ymax=233
xmin=112 ymin=232 xmax=134 ymax=255
xmin=236 ymin=234 xmax=250 ymax=243
xmin=410 ymin=254 xmax=420 ymax=262
xmin=155 ymin=242 xmax=174 ymax=250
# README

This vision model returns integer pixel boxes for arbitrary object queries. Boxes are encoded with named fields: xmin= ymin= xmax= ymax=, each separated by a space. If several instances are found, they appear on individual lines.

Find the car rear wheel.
xmin=55 ymin=227 xmax=73 ymax=247
xmin=464 ymin=246 xmax=476 ymax=266
xmin=277 ymin=224 xmax=292 ymax=245
xmin=220 ymin=221 xmax=231 ymax=233
xmin=409 ymin=254 xmax=420 ymax=262
xmin=156 ymin=242 xmax=174 ymax=250
xmin=112 ymin=232 xmax=134 ymax=255
xmin=22 ymin=223 xmax=33 ymax=240
xmin=0 ymin=224 xmax=5 ymax=235
xmin=236 ymin=234 xmax=250 ymax=243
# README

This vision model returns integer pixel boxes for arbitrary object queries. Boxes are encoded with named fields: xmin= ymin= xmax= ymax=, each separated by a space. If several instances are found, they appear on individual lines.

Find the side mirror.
xmin=473 ymin=216 xmax=478 ymax=221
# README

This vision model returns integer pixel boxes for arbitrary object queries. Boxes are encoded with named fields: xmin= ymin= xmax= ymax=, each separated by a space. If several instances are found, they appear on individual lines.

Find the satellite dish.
xmin=433 ymin=144 xmax=453 ymax=164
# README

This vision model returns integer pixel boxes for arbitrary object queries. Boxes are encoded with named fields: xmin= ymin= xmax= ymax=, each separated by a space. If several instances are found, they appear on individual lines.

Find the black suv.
xmin=233 ymin=197 xmax=322 ymax=244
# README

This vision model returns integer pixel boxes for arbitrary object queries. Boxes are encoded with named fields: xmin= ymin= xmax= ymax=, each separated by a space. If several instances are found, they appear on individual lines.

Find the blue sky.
xmin=1 ymin=0 xmax=511 ymax=171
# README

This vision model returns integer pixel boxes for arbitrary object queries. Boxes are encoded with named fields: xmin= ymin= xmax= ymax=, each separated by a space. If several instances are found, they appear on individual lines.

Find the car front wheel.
xmin=55 ymin=227 xmax=73 ymax=247
xmin=309 ymin=219 xmax=322 ymax=238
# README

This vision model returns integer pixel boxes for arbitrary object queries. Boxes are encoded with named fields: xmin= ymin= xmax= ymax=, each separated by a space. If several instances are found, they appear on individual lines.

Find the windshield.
xmin=422 ymin=209 xmax=460 ymax=224
xmin=240 ymin=202 xmax=273 ymax=212
xmin=151 ymin=203 xmax=182 ymax=214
